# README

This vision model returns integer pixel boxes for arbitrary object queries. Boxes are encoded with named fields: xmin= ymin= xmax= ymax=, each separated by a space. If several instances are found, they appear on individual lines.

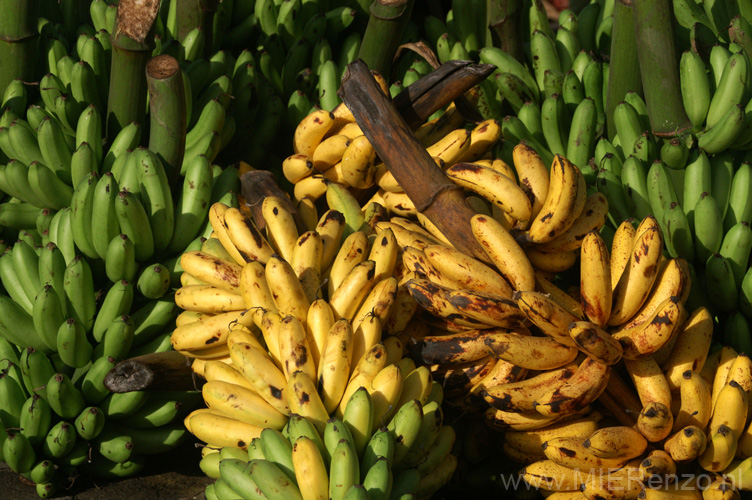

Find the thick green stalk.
xmin=632 ymin=0 xmax=691 ymax=137
xmin=0 ymin=0 xmax=38 ymax=92
xmin=106 ymin=0 xmax=159 ymax=141
xmin=146 ymin=54 xmax=186 ymax=185
xmin=176 ymin=0 xmax=218 ymax=56
xmin=358 ymin=0 xmax=416 ymax=79
xmin=606 ymin=0 xmax=643 ymax=140
xmin=488 ymin=0 xmax=522 ymax=62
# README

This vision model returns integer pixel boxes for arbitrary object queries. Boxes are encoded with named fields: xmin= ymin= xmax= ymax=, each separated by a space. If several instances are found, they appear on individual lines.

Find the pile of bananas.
xmin=198 ymin=387 xmax=455 ymax=500
xmin=173 ymin=191 xmax=459 ymax=497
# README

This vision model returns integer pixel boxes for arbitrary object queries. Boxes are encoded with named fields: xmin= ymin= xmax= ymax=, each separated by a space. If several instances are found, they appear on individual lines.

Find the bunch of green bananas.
xmin=0 ymin=334 xmax=201 ymax=496
xmin=199 ymin=386 xmax=456 ymax=500
xmin=407 ymin=0 xmax=613 ymax=181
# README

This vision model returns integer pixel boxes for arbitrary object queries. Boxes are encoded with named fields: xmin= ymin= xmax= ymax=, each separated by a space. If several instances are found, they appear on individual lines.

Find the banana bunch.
xmin=0 ymin=334 xmax=200 ymax=496
xmin=196 ymin=383 xmax=456 ymax=500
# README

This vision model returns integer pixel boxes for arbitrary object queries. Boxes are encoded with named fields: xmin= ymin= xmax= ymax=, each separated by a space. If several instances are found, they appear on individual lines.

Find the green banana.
xmin=102 ymin=121 xmax=141 ymax=173
xmin=387 ymin=399 xmax=424 ymax=467
xmin=101 ymin=390 xmax=148 ymax=420
xmin=63 ymin=256 xmax=96 ymax=333
xmin=46 ymin=372 xmax=86 ymax=419
xmin=0 ymin=202 xmax=42 ymax=229
xmin=115 ymin=189 xmax=154 ymax=262
xmin=566 ymin=97 xmax=597 ymax=178
xmin=42 ymin=420 xmax=76 ymax=459
xmin=218 ymin=458 xmax=266 ymax=500
xmin=287 ymin=413 xmax=327 ymax=462
xmin=0 ymin=369 xmax=27 ymax=428
xmin=361 ymin=427 xmax=395 ymax=478
xmin=36 ymin=116 xmax=72 ymax=185
xmin=596 ymin=167 xmax=631 ymax=224
xmin=329 ymin=439 xmax=359 ymax=500
xmin=724 ymin=161 xmax=752 ymax=231
xmin=130 ymin=295 xmax=179 ymax=348
xmin=136 ymin=263 xmax=171 ymax=299
xmin=81 ymin=355 xmax=116 ymax=405
xmin=647 ymin=160 xmax=680 ymax=234
xmin=740 ymin=267 xmax=752 ymax=319
xmin=260 ymin=428 xmax=296 ymax=484
xmin=95 ymin=425 xmax=134 ymax=463
xmin=75 ymin=406 xmax=106 ymax=440
xmin=680 ymin=49 xmax=711 ymax=130
xmin=12 ymin=239 xmax=42 ymax=308
xmin=89 ymin=171 xmax=121 ymax=260
xmin=8 ymin=119 xmax=43 ymax=167
xmin=31 ymin=285 xmax=65 ymax=352
xmin=698 ymin=104 xmax=746 ymax=154
xmin=694 ymin=192 xmax=724 ymax=266
xmin=85 ymin=452 xmax=145 ymax=479
xmin=722 ymin=311 xmax=752 ymax=355
xmin=123 ymin=395 xmax=182 ymax=428
xmin=719 ymin=221 xmax=752 ymax=286
xmin=27 ymin=459 xmax=56 ymax=485
xmin=706 ymin=51 xmax=749 ymax=130
xmin=19 ymin=346 xmax=56 ymax=401
xmin=3 ymin=430 xmax=37 ymax=473
xmin=343 ymin=387 xmax=373 ymax=459
xmin=540 ymin=93 xmax=569 ymax=157
xmin=100 ymin=315 xmax=135 ymax=362
xmin=57 ymin=318 xmax=93 ymax=369
xmin=704 ymin=253 xmax=738 ymax=313
xmin=0 ymin=294 xmax=49 ymax=352
xmin=663 ymin=201 xmax=696 ymax=262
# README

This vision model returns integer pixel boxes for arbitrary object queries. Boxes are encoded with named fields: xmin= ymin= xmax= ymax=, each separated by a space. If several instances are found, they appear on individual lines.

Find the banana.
xmin=278 ymin=315 xmax=317 ymax=383
xmin=421 ymin=244 xmax=513 ymax=298
xmin=584 ymin=426 xmax=648 ymax=460
xmin=621 ymin=156 xmax=653 ymax=222
xmin=203 ymin=379 xmax=288 ymax=430
xmin=700 ymin=475 xmax=739 ymax=500
xmin=171 ymin=309 xmax=253 ymax=352
xmin=36 ymin=116 xmax=72 ymax=185
xmin=329 ymin=260 xmax=379 ymax=322
xmin=711 ymin=380 xmax=749 ymax=437
xmin=566 ymin=97 xmax=598 ymax=176
xmin=534 ymin=357 xmax=609 ymax=418
xmin=317 ymin=319 xmax=353 ymax=414
xmin=542 ymin=435 xmax=628 ymax=471
xmin=515 ymin=290 xmax=580 ymax=346
xmin=706 ymin=52 xmax=748 ymax=130
xmin=673 ymin=370 xmax=713 ymax=432
xmin=446 ymin=162 xmax=531 ymax=222
xmin=663 ymin=425 xmax=707 ymax=463
xmin=699 ymin=424 xmax=737 ymax=472
xmin=522 ymin=154 xmax=587 ymax=244
xmin=328 ymin=231 xmax=369 ymax=296
xmin=482 ymin=364 xmax=578 ymax=412
xmin=229 ymin=342 xmax=290 ymax=416
xmin=294 ymin=109 xmax=335 ymax=157
xmin=519 ymin=459 xmax=592 ymax=492
xmin=623 ymin=356 xmax=673 ymax=411
xmin=612 ymin=296 xmax=686 ymax=359
xmin=698 ymin=104 xmax=746 ymax=154
xmin=662 ymin=306 xmax=713 ymax=390
xmin=609 ymin=225 xmax=663 ymax=326
xmin=567 ymin=321 xmax=623 ymax=365
xmin=470 ymin=214 xmax=534 ymax=292
xmin=186 ymin=409 xmax=262 ymax=449
xmin=536 ymin=191 xmax=609 ymax=253
xmin=484 ymin=329 xmax=578 ymax=371
xmin=578 ymin=231 xmax=611 ymax=327
xmin=222 ymin=206 xmax=275 ymax=264
xmin=369 ymin=364 xmax=403 ymax=432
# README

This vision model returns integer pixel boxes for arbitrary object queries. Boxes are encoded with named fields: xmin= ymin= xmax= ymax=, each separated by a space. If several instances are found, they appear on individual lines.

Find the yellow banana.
xmin=522 ymin=155 xmax=587 ymax=244
xmin=425 ymin=128 xmax=472 ymax=167
xmin=336 ymin=121 xmax=363 ymax=140
xmin=515 ymin=290 xmax=579 ymax=347
xmin=186 ymin=409 xmax=262 ymax=449
xmin=229 ymin=341 xmax=290 ymax=416
xmin=294 ymin=109 xmax=335 ymax=157
xmin=638 ymin=448 xmax=676 ymax=483
xmin=312 ymin=134 xmax=350 ymax=172
xmin=175 ymin=285 xmax=246 ymax=313
xmin=277 ymin=315 xmax=317 ymax=382
xmin=340 ymin=135 xmax=376 ymax=189
xmin=423 ymin=244 xmax=514 ymax=298
xmin=203 ymin=359 xmax=256 ymax=391
xmin=171 ymin=309 xmax=255 ymax=351
xmin=512 ymin=143 xmax=549 ymax=223
xmin=482 ymin=364 xmax=578 ymax=412
xmin=699 ymin=424 xmax=738 ymax=472
xmin=662 ymin=307 xmax=713 ymax=391
xmin=710 ymin=381 xmax=749 ymax=437
xmin=336 ymin=342 xmax=387 ymax=419
xmin=712 ymin=347 xmax=740 ymax=414
xmin=375 ymin=164 xmax=402 ymax=192
xmin=484 ymin=330 xmax=579 ymax=371
xmin=294 ymin=174 xmax=329 ymax=202
xmin=457 ymin=119 xmax=502 ymax=163
xmin=223 ymin=207 xmax=275 ymax=264
xmin=374 ymin=221 xmax=439 ymax=250
xmin=578 ymin=231 xmax=612 ymax=327
xmin=262 ymin=196 xmax=299 ymax=263
xmin=471 ymin=214 xmax=535 ymax=292
xmin=290 ymin=230 xmax=323 ymax=304
xmin=504 ymin=415 xmax=601 ymax=462
xmin=567 ymin=321 xmax=623 ymax=365
xmin=444 ymin=288 xmax=527 ymax=328
xmin=700 ymin=475 xmax=740 ymax=500
xmin=328 ymin=101 xmax=356 ymax=135
xmin=350 ymin=315 xmax=382 ymax=376
xmin=401 ymin=245 xmax=462 ymax=290
xmin=464 ymin=357 xmax=527 ymax=407
xmin=367 ymin=227 xmax=399 ymax=282
xmin=327 ymin=231 xmax=369 ymax=297
xmin=287 ymin=370 xmax=330 ymax=434
xmin=351 ymin=277 xmax=397 ymax=333
xmin=317 ymin=319 xmax=353 ymax=414
xmin=725 ymin=354 xmax=752 ymax=417
xmin=535 ymin=192 xmax=609 ymax=253
xmin=535 ymin=271 xmax=585 ymax=318
xmin=608 ymin=226 xmax=664 ymax=326
xmin=265 ymin=255 xmax=310 ymax=327
xmin=202 ymin=379 xmax=288 ymax=430
xmin=621 ymin=258 xmax=691 ymax=331
xmin=534 ymin=357 xmax=610 ymax=417
xmin=542 ymin=435 xmax=629 ymax=471
xmin=316 ymin=209 xmax=346 ymax=271
xmin=329 ymin=260 xmax=378 ymax=321
xmin=612 ymin=296 xmax=686 ymax=359
xmin=446 ymin=162 xmax=532 ymax=222
xmin=637 ymin=401 xmax=674 ymax=442
xmin=381 ymin=189 xmax=417 ymax=217
xmin=485 ymin=407 xmax=561 ymax=432
xmin=415 ymin=212 xmax=454 ymax=247
xmin=208 ymin=202 xmax=247 ymax=265
xmin=624 ymin=357 xmax=672 ymax=409
xmin=239 ymin=260 xmax=278 ymax=328
xmin=519 ymin=459 xmax=592 ymax=491
xmin=673 ymin=370 xmax=712 ymax=432
xmin=180 ymin=251 xmax=242 ymax=294
xmin=610 ymin=220 xmax=637 ymax=289
xmin=291 ymin=435 xmax=329 ymax=500
xmin=282 ymin=153 xmax=314 ymax=183
xmin=583 ymin=426 xmax=648 ymax=460
xmin=369 ymin=364 xmax=403 ymax=432
xmin=663 ymin=425 xmax=707 ymax=463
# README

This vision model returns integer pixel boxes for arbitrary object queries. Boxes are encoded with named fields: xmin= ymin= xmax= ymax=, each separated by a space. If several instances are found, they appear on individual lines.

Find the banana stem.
xmin=339 ymin=59 xmax=490 ymax=263
xmin=106 ymin=0 xmax=160 ymax=141
xmin=358 ymin=0 xmax=416 ymax=80
xmin=605 ymin=0 xmax=643 ymax=140
xmin=488 ymin=0 xmax=523 ymax=62
xmin=146 ymin=55 xmax=186 ymax=186
xmin=0 ymin=0 xmax=38 ymax=92
xmin=104 ymin=351 xmax=198 ymax=392
xmin=632 ymin=0 xmax=692 ymax=137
